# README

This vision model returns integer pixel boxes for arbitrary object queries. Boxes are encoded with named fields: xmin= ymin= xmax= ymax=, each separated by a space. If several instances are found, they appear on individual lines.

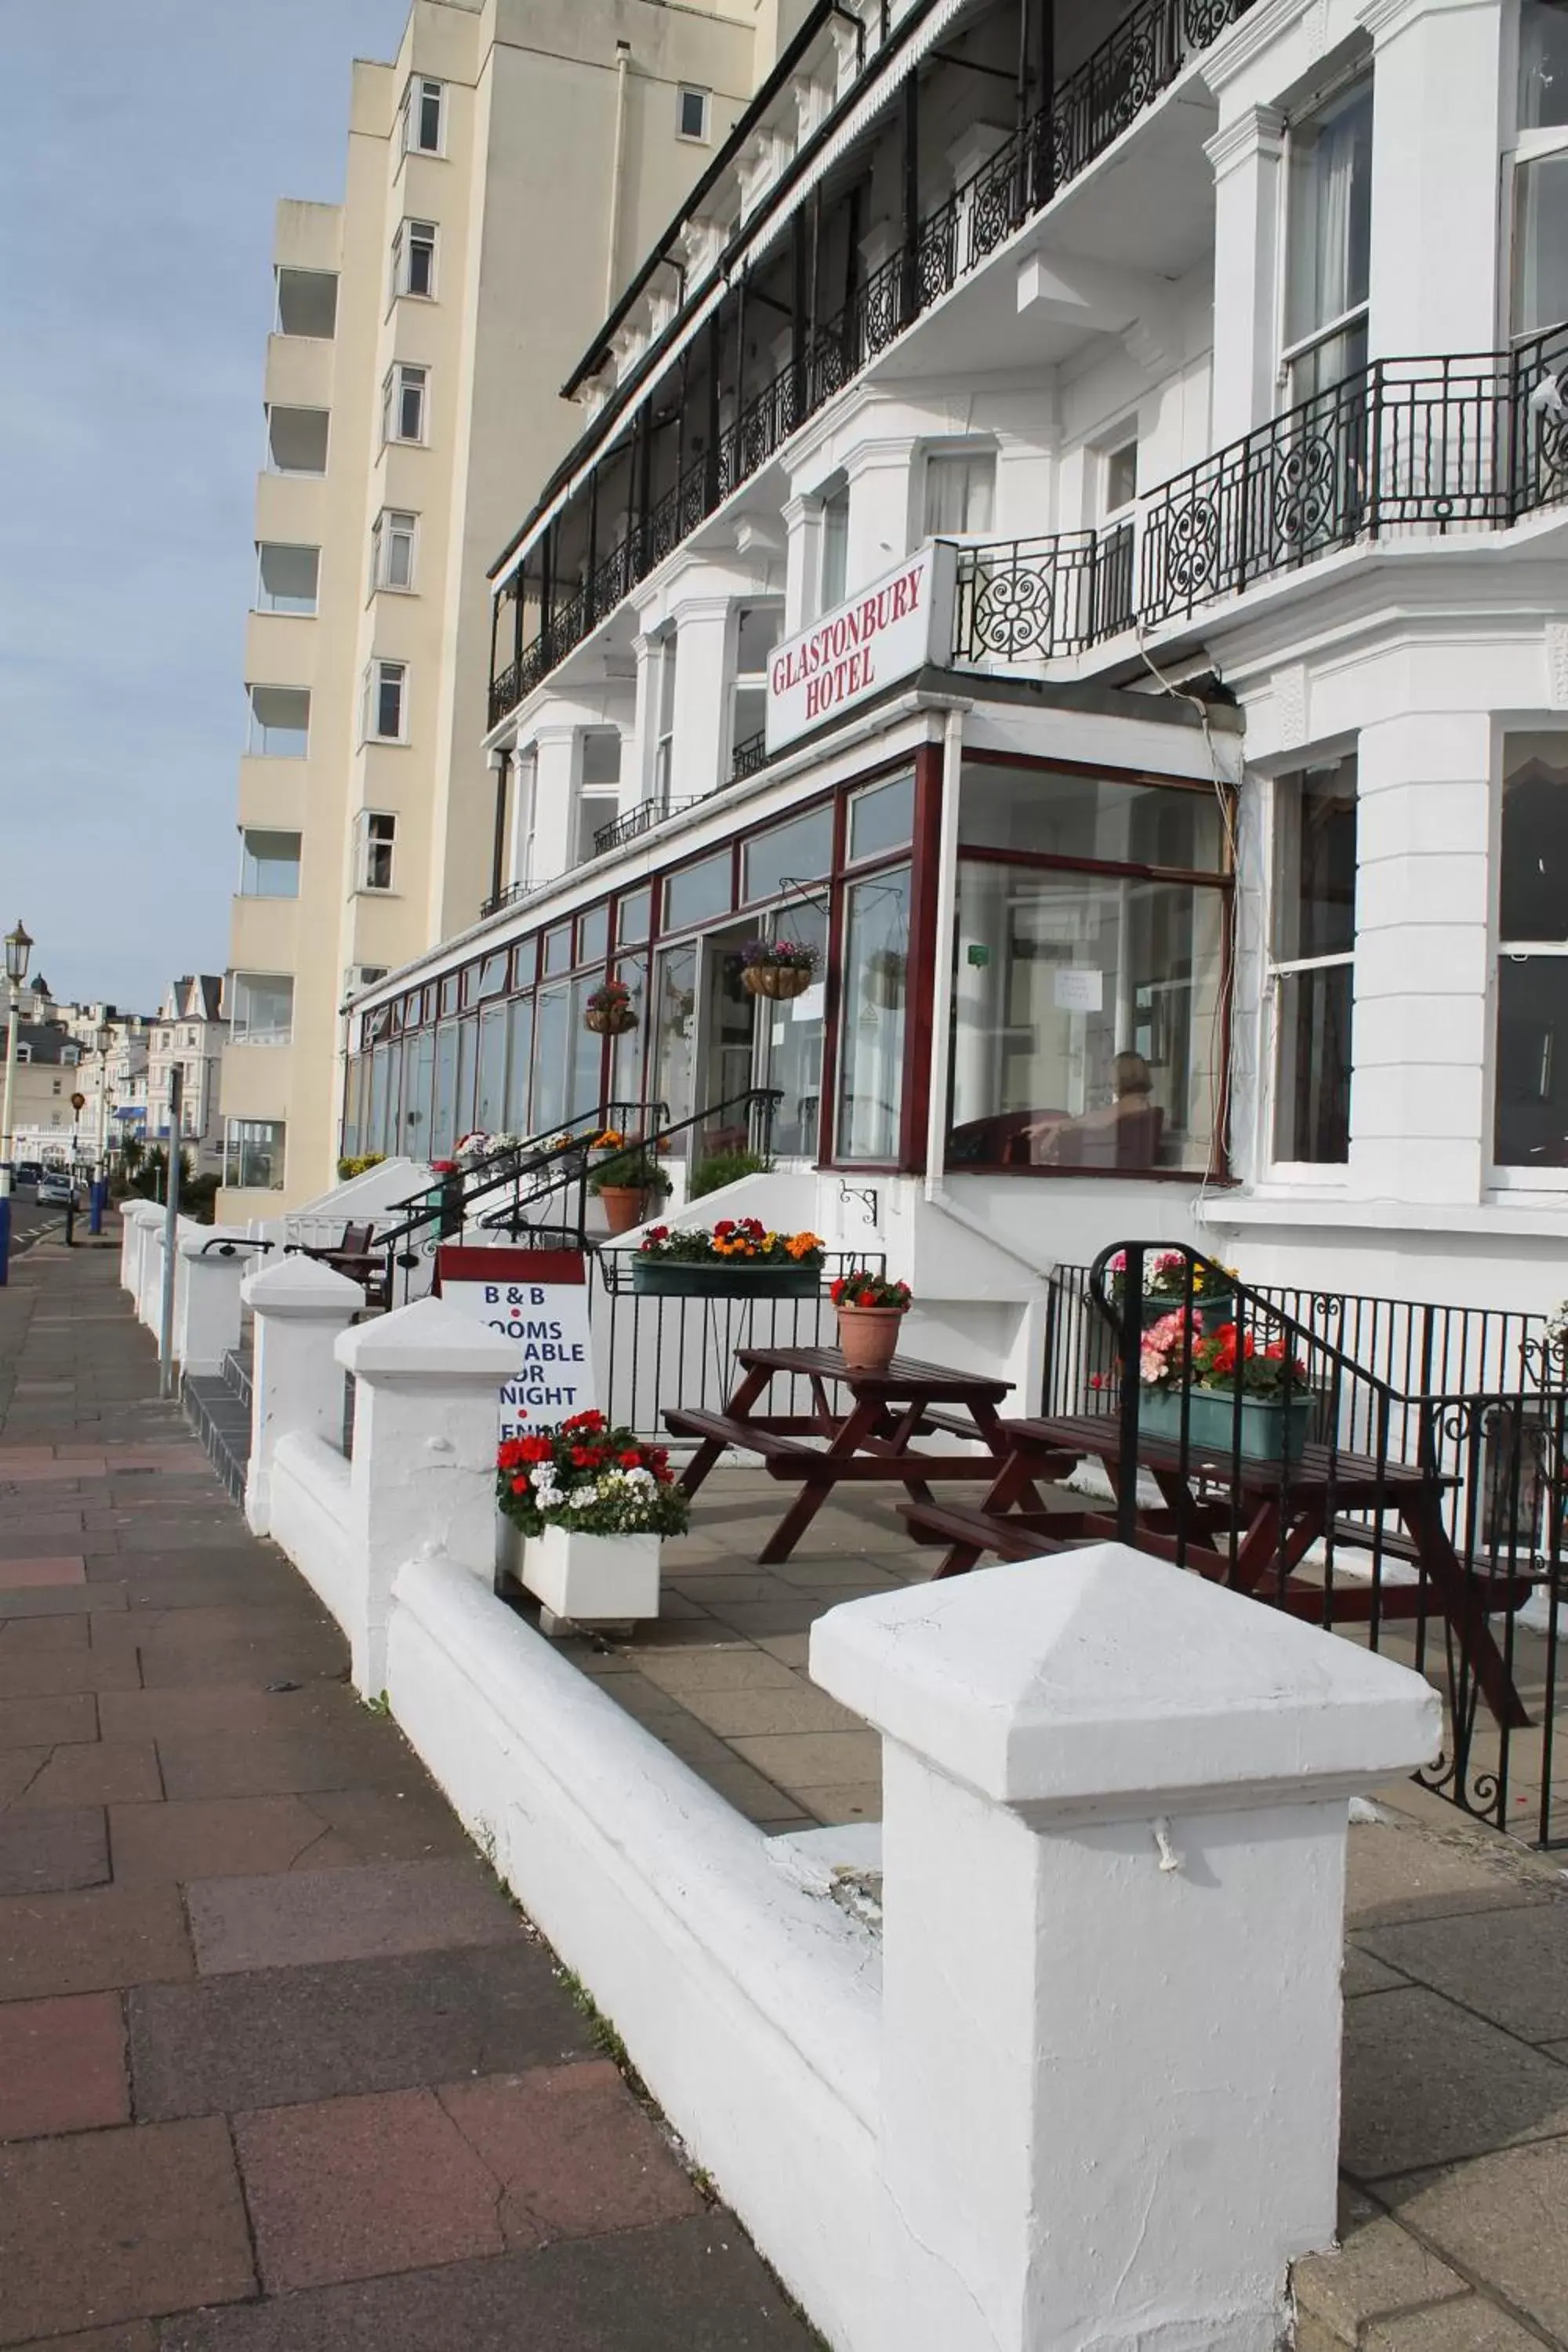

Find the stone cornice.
xmin=1200 ymin=0 xmax=1316 ymax=93
xmin=1204 ymin=103 xmax=1287 ymax=176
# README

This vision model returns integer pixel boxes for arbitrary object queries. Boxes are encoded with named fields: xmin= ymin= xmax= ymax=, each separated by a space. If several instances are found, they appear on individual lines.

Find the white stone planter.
xmin=516 ymin=1521 xmax=661 ymax=1630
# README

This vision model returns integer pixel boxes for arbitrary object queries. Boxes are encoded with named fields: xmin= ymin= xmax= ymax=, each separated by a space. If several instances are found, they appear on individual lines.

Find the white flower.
xmin=625 ymin=1466 xmax=655 ymax=1488
xmin=529 ymin=1463 xmax=555 ymax=1488
xmin=535 ymin=1486 xmax=564 ymax=1511
xmin=568 ymin=1487 xmax=596 ymax=1510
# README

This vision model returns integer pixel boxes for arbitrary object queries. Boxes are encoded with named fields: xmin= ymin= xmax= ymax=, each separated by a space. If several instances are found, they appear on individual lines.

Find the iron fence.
xmin=1042 ymin=1250 xmax=1566 ymax=1848
xmin=952 ymin=527 xmax=1134 ymax=663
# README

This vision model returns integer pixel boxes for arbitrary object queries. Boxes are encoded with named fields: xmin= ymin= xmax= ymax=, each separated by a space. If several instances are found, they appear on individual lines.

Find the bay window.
xmin=1283 ymin=74 xmax=1373 ymax=403
xmin=1513 ymin=152 xmax=1568 ymax=337
xmin=1270 ymin=756 xmax=1357 ymax=1166
xmin=1521 ymin=2 xmax=1568 ymax=132
xmin=1494 ymin=733 xmax=1568 ymax=1170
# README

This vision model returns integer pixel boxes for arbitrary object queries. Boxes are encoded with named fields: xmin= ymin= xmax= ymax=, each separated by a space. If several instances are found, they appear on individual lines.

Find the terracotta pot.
xmin=836 ymin=1302 xmax=907 ymax=1375
xmin=742 ymin=963 xmax=813 ymax=1001
xmin=585 ymin=1004 xmax=637 ymax=1035
xmin=597 ymin=1185 xmax=648 ymax=1236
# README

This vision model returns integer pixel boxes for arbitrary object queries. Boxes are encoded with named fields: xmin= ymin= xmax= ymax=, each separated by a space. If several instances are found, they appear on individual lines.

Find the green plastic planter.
xmin=631 ymin=1258 xmax=821 ymax=1301
xmin=1138 ymin=1383 xmax=1314 ymax=1465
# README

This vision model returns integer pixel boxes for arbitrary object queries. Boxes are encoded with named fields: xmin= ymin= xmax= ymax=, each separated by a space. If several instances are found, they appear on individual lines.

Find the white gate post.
xmin=811 ymin=1545 xmax=1440 ymax=2352
xmin=336 ymin=1297 xmax=521 ymax=1696
xmin=175 ymin=1229 xmax=256 ymax=1377
xmin=241 ymin=1256 xmax=365 ymax=1536
xmin=120 ymin=1198 xmax=158 ymax=1294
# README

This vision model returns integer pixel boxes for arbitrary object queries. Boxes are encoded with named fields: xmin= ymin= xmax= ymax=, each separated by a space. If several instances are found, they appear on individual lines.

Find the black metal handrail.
xmin=488 ymin=0 xmax=1261 ymax=727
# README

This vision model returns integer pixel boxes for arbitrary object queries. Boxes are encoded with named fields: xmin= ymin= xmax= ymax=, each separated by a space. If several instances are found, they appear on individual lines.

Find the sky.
xmin=0 ymin=0 xmax=412 ymax=1014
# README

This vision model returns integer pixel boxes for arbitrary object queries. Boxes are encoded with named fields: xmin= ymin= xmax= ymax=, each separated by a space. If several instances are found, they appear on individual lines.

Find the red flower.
xmin=570 ymin=1445 xmax=605 ymax=1468
xmin=641 ymin=1225 xmax=670 ymax=1248
xmin=714 ymin=1219 xmax=735 ymax=1237
xmin=510 ymin=1475 xmax=529 ymax=1494
xmin=619 ymin=1449 xmax=642 ymax=1468
xmin=515 ymin=1436 xmax=554 ymax=1464
xmin=1089 ymin=1374 xmax=1104 ymax=1392
xmin=430 ymin=1160 xmax=458 ymax=1174
xmin=857 ymin=1289 xmax=876 ymax=1307
xmin=829 ymin=1278 xmax=846 ymax=1305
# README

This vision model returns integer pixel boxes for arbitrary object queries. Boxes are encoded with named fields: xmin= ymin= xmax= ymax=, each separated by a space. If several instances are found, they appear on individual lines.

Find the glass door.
xmin=698 ymin=926 xmax=757 ymax=1156
xmin=651 ymin=944 xmax=699 ymax=1151
xmin=755 ymin=902 xmax=827 ymax=1156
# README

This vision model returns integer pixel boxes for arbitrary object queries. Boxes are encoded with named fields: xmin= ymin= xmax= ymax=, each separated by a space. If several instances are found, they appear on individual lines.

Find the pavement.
xmin=0 ymin=1231 xmax=819 ymax=2349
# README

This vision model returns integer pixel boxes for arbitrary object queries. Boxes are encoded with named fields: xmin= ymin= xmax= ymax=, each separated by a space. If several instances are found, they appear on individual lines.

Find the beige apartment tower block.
xmin=222 ymin=0 xmax=802 ymax=1214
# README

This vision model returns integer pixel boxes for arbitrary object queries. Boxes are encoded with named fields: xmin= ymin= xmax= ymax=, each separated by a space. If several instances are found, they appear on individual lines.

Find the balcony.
xmin=488 ymin=0 xmax=1262 ymax=730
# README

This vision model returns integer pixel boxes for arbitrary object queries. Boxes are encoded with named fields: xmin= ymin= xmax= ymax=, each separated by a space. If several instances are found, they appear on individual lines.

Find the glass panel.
xmin=368 ymin=1048 xmax=390 ymax=1156
xmin=341 ymin=1055 xmax=365 ymax=1160
xmin=1274 ymin=757 xmax=1357 ymax=960
xmin=618 ymin=887 xmax=652 ymax=944
xmin=742 ymin=805 xmax=833 ymax=902
xmin=1289 ymin=318 xmax=1368 ymax=408
xmin=581 ymin=731 xmax=621 ymax=786
xmin=476 ymin=1005 xmax=508 ymax=1133
xmin=232 ymin=975 xmax=293 ymax=1045
xmin=275 ymin=268 xmax=337 ymax=338
xmin=820 ymin=487 xmax=848 ymax=614
xmin=760 ymin=903 xmax=827 ymax=1156
xmin=225 ymin=1121 xmax=285 ymax=1189
xmin=736 ymin=605 xmax=782 ymax=673
xmin=247 ymin=687 xmax=310 ymax=757
xmin=510 ymin=943 xmax=535 ymax=990
xmin=665 ymin=853 xmax=731 ymax=931
xmin=578 ymin=905 xmax=610 ymax=966
xmin=1275 ymin=965 xmax=1352 ymax=1163
xmin=1496 ymin=956 xmax=1568 ymax=1165
xmin=238 ymin=829 xmax=300 ymax=897
xmin=924 ymin=452 xmax=995 ymax=536
xmin=476 ymin=952 xmax=508 ymax=1000
xmin=1501 ymin=735 xmax=1568 ymax=941
xmin=256 ymin=545 xmax=318 ymax=615
xmin=837 ymin=866 xmax=910 ymax=1163
xmin=960 ymin=763 xmax=1225 ymax=872
xmin=652 ymin=944 xmax=699 ymax=1147
xmin=849 ymin=774 xmax=915 ymax=861
xmin=455 ymin=1016 xmax=479 ymax=1140
xmin=403 ymin=1029 xmax=434 ymax=1158
xmin=1285 ymin=76 xmax=1372 ymax=351
xmin=543 ymin=924 xmax=572 ymax=976
xmin=1515 ymin=153 xmax=1568 ymax=337
xmin=568 ymin=978 xmax=605 ymax=1120
xmin=503 ymin=996 xmax=534 ymax=1131
xmin=432 ymin=1023 xmax=459 ymax=1156
xmin=610 ymin=954 xmax=648 ymax=1110
xmin=946 ymin=864 xmax=1225 ymax=1171
xmin=1521 ymin=3 xmax=1568 ymax=132
xmin=439 ymin=975 xmax=459 ymax=1018
xmin=533 ymin=986 xmax=571 ymax=1133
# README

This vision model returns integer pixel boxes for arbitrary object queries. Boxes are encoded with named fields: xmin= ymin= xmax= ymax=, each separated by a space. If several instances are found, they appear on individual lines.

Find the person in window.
xmin=1023 ymin=1051 xmax=1163 ymax=1170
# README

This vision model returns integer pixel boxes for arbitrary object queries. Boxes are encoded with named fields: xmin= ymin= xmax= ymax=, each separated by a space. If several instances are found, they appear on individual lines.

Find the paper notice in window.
xmin=1054 ymin=967 xmax=1104 ymax=1013
xmin=792 ymin=983 xmax=826 ymax=1022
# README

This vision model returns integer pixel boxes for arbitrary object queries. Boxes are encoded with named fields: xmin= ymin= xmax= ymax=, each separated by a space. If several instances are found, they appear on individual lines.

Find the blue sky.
xmin=0 ymin=0 xmax=410 ymax=1014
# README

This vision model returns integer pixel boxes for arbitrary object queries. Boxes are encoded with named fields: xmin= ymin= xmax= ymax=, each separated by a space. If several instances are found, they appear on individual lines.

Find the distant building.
xmin=147 ymin=977 xmax=228 ymax=1174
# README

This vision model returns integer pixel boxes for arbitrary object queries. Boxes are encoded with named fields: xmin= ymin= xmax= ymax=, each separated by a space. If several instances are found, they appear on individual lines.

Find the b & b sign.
xmin=435 ymin=1247 xmax=597 ymax=1439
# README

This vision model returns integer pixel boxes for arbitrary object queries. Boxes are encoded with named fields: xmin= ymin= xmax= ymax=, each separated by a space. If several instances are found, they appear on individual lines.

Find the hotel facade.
xmin=333 ymin=0 xmax=1568 ymax=1385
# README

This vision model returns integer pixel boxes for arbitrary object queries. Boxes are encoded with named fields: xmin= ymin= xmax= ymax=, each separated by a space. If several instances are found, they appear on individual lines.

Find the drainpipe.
xmin=604 ymin=40 xmax=632 ymax=312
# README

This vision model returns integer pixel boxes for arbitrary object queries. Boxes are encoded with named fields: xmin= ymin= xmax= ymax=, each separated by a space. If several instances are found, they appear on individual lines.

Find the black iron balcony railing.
xmin=951 ymin=525 xmax=1135 ymax=663
xmin=592 ymin=795 xmax=700 ymax=858
xmin=730 ymin=730 xmax=768 ymax=780
xmin=489 ymin=0 xmax=1262 ymax=728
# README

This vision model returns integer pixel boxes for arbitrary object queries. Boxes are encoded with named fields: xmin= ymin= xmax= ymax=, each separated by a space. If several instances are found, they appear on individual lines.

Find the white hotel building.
xmin=337 ymin=0 xmax=1568 ymax=1375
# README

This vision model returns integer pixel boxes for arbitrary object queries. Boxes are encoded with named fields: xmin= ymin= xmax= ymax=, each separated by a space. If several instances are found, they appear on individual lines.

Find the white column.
xmin=812 ymin=1544 xmax=1438 ymax=2352
xmin=667 ymin=597 xmax=732 ymax=801
xmin=630 ymin=631 xmax=659 ymax=808
xmin=1350 ymin=709 xmax=1493 ymax=1205
xmin=1205 ymin=105 xmax=1286 ymax=448
xmin=241 ymin=1255 xmax=365 ymax=1536
xmin=528 ymin=725 xmax=578 ymax=887
xmin=781 ymin=494 xmax=814 ymax=633
xmin=336 ymin=1298 xmax=521 ymax=1694
xmin=844 ymin=440 xmax=919 ymax=592
xmin=175 ymin=1229 xmax=255 ymax=1377
xmin=1358 ymin=0 xmax=1506 ymax=356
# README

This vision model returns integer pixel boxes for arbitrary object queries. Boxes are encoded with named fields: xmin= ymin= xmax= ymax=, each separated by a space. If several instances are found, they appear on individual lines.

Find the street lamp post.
xmin=0 ymin=920 xmax=34 ymax=1288
xmin=90 ymin=1022 xmax=113 ymax=1236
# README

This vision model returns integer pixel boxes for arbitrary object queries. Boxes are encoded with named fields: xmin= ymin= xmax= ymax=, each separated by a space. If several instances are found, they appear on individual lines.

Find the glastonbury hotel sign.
xmin=765 ymin=542 xmax=956 ymax=754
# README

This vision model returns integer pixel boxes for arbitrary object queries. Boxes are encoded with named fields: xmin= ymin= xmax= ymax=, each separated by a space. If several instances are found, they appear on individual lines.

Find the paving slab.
xmin=1341 ymin=1985 xmax=1568 ymax=2178
xmin=184 ymin=1857 xmax=522 ymax=1974
xmin=155 ymin=2216 xmax=818 ymax=2350
xmin=0 ymin=1556 xmax=86 ymax=1588
xmin=1359 ymin=1900 xmax=1568 ymax=2043
xmin=1377 ymin=2138 xmax=1568 ymax=2343
xmin=9 ymin=1738 xmax=162 ymax=1809
xmin=1362 ymin=2299 xmax=1551 ymax=2350
xmin=437 ymin=2060 xmax=701 ymax=2245
xmin=1291 ymin=2186 xmax=1468 ymax=2343
xmin=1345 ymin=1820 xmax=1553 ymax=1928
xmin=0 ymin=1990 xmax=129 ymax=2140
xmin=0 ymin=1882 xmax=193 ymax=1999
xmin=154 ymin=1722 xmax=413 ymax=1801
xmin=0 ymin=2116 xmax=254 ymax=2343
xmin=129 ymin=1944 xmax=590 ymax=2119
xmin=0 ymin=1804 xmax=110 ymax=1896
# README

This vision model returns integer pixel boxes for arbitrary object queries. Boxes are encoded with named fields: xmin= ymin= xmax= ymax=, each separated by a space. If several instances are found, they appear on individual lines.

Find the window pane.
xmin=761 ymin=903 xmax=827 ymax=1156
xmin=1274 ymin=757 xmax=1357 ymax=960
xmin=1105 ymin=441 xmax=1138 ymax=514
xmin=232 ymin=974 xmax=294 ymax=1046
xmin=1515 ymin=153 xmax=1568 ymax=337
xmin=581 ymin=731 xmax=621 ymax=786
xmin=652 ymin=945 xmax=699 ymax=1145
xmin=578 ymin=905 xmax=609 ymax=966
xmin=924 ymin=452 xmax=995 ymax=537
xmin=275 ymin=269 xmax=337 ymax=339
xmin=1501 ymin=735 xmax=1568 ymax=940
xmin=568 ymin=978 xmax=605 ymax=1119
xmin=375 ymin=666 xmax=405 ymax=739
xmin=820 ymin=488 xmax=848 ymax=612
xmin=533 ymin=987 xmax=570 ymax=1131
xmin=610 ymin=954 xmax=648 ymax=1107
xmin=849 ymin=774 xmax=915 ymax=861
xmin=238 ymin=829 xmax=300 ymax=898
xmin=946 ymin=865 xmax=1223 ymax=1172
xmin=1496 ymin=955 xmax=1568 ymax=1165
xmin=618 ymin=887 xmax=652 ymax=944
xmin=576 ymin=793 xmax=618 ymax=865
xmin=543 ymin=924 xmax=572 ymax=976
xmin=1521 ymin=2 xmax=1568 ymax=131
xmin=665 ymin=853 xmax=731 ymax=931
xmin=432 ymin=1023 xmax=459 ymax=1155
xmin=256 ymin=543 xmax=318 ymax=614
xmin=418 ymin=79 xmax=442 ymax=149
xmin=266 ymin=408 xmax=328 ymax=474
xmin=837 ymin=866 xmax=910 ymax=1163
xmin=402 ymin=1029 xmax=434 ymax=1156
xmin=1285 ymin=77 xmax=1372 ymax=348
xmin=742 ymin=806 xmax=833 ymax=902
xmin=455 ymin=1016 xmax=478 ymax=1139
xmin=248 ymin=687 xmax=310 ymax=757
xmin=736 ymin=605 xmax=782 ymax=673
xmin=504 ymin=995 xmax=534 ymax=1131
xmin=1274 ymin=965 xmax=1352 ymax=1163
xmin=475 ymin=1004 xmax=508 ymax=1133
xmin=960 ymin=762 xmax=1225 ymax=872
xmin=224 ymin=1120 xmax=285 ymax=1190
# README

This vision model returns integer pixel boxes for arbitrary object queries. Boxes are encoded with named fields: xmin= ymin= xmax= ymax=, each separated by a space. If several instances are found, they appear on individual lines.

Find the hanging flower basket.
xmin=739 ymin=938 xmax=818 ymax=1002
xmin=584 ymin=980 xmax=638 ymax=1035
xmin=866 ymin=950 xmax=906 ymax=1011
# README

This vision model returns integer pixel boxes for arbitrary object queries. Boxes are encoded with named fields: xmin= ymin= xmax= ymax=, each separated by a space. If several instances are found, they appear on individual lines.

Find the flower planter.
xmin=633 ymin=1258 xmax=820 ymax=1300
xmin=742 ymin=964 xmax=813 ymax=1001
xmin=585 ymin=1005 xmax=637 ymax=1035
xmin=1138 ymin=1384 xmax=1314 ymax=1465
xmin=597 ymin=1185 xmax=651 ymax=1236
xmin=837 ymin=1302 xmax=907 ymax=1374
xmin=520 ymin=1523 xmax=661 ymax=1625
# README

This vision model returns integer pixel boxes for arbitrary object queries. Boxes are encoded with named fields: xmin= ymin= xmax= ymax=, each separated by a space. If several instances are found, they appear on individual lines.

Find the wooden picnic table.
xmin=900 ymin=1411 xmax=1534 ymax=1731
xmin=665 ymin=1344 xmax=1011 ymax=1566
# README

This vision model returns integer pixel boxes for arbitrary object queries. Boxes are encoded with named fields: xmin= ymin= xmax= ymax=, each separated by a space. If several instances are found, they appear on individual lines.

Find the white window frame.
xmin=728 ymin=602 xmax=782 ymax=773
xmin=230 ymin=972 xmax=295 ymax=1049
xmin=1263 ymin=755 xmax=1358 ymax=1181
xmin=391 ymin=218 xmax=437 ymax=303
xmin=381 ymin=363 xmax=428 ymax=448
xmin=253 ymin=542 xmax=320 ymax=616
xmin=1490 ymin=727 xmax=1568 ymax=1189
xmin=370 ymin=508 xmax=419 ymax=595
xmin=921 ymin=445 xmax=996 ymax=541
xmin=355 ymin=811 xmax=398 ymax=895
xmin=1278 ymin=66 xmax=1374 ymax=406
xmin=400 ymin=74 xmax=445 ymax=158
xmin=677 ymin=85 xmax=711 ymax=144
xmin=1100 ymin=434 xmax=1140 ymax=524
xmin=361 ymin=659 xmax=408 ymax=746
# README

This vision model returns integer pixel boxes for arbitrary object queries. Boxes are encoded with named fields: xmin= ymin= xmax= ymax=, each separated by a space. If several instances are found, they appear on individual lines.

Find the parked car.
xmin=13 ymin=1161 xmax=42 ymax=1188
xmin=37 ymin=1172 xmax=77 ymax=1207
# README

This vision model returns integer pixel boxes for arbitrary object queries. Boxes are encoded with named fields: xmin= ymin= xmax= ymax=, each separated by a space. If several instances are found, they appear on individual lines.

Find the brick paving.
xmin=0 ymin=1233 xmax=816 ymax=2350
